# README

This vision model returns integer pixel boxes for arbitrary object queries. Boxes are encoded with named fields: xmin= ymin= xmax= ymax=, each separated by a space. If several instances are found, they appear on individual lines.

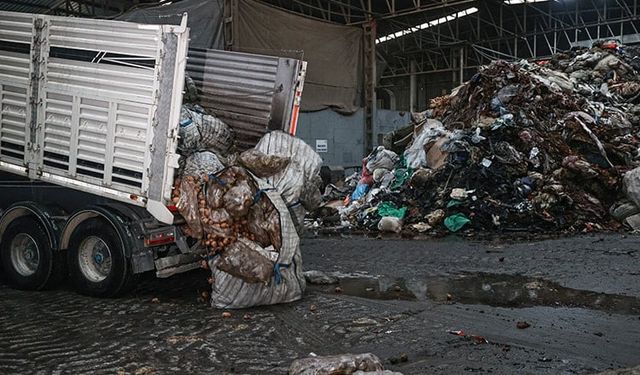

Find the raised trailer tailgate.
xmin=186 ymin=48 xmax=306 ymax=150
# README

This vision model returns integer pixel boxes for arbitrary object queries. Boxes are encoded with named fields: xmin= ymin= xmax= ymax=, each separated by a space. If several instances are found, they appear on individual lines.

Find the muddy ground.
xmin=0 ymin=234 xmax=639 ymax=374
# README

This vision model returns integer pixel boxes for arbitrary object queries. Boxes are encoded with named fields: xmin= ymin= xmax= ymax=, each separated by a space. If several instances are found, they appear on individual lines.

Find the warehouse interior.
xmin=1 ymin=1 xmax=640 ymax=374
xmin=3 ymin=0 xmax=639 ymax=165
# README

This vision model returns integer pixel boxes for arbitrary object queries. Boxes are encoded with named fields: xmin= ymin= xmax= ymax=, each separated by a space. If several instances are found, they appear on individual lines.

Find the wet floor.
xmin=1 ymin=235 xmax=640 ymax=374
xmin=319 ymin=273 xmax=640 ymax=315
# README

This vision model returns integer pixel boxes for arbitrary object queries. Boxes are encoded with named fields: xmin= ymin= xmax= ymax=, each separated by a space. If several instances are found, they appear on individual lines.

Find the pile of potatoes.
xmin=172 ymin=166 xmax=282 ymax=257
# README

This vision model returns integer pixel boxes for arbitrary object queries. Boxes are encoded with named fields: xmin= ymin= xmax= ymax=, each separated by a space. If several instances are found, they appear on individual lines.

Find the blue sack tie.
xmin=205 ymin=253 xmax=220 ymax=262
xmin=209 ymin=173 xmax=226 ymax=187
xmin=287 ymin=200 xmax=302 ymax=209
xmin=253 ymin=188 xmax=276 ymax=204
xmin=274 ymin=263 xmax=291 ymax=285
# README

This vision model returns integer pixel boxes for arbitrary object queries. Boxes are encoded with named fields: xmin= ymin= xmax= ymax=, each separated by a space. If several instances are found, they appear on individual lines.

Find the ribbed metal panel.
xmin=0 ymin=84 xmax=28 ymax=162
xmin=0 ymin=12 xmax=33 ymax=44
xmin=48 ymin=15 xmax=160 ymax=57
xmin=39 ymin=61 xmax=155 ymax=191
xmin=46 ymin=58 xmax=156 ymax=105
xmin=0 ymin=51 xmax=30 ymax=86
xmin=187 ymin=48 xmax=282 ymax=150
xmin=0 ymin=13 xmax=31 ymax=165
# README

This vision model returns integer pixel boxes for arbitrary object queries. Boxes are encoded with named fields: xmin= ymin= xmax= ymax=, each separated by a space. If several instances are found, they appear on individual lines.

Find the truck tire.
xmin=0 ymin=216 xmax=65 ymax=290
xmin=67 ymin=218 xmax=134 ymax=297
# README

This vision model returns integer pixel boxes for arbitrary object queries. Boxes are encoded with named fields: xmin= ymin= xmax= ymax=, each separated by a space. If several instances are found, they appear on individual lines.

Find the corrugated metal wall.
xmin=296 ymin=108 xmax=410 ymax=167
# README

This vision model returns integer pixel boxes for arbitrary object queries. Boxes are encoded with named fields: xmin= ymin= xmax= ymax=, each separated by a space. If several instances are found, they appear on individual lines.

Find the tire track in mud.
xmin=0 ymin=278 xmax=418 ymax=375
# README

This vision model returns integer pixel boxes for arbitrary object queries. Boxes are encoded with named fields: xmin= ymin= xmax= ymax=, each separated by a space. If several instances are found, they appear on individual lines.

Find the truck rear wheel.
xmin=1 ymin=216 xmax=65 ymax=290
xmin=67 ymin=218 xmax=134 ymax=297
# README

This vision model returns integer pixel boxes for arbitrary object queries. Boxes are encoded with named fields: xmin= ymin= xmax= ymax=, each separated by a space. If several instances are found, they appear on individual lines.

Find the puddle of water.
xmin=326 ymin=277 xmax=418 ymax=301
xmin=427 ymin=273 xmax=640 ymax=315
xmin=320 ymin=273 xmax=640 ymax=315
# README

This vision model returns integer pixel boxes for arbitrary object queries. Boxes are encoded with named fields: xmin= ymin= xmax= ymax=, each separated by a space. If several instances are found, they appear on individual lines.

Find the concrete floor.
xmin=0 ymin=234 xmax=639 ymax=374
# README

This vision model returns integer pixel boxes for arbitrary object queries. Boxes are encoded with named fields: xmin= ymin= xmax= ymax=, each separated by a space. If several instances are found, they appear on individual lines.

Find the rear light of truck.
xmin=144 ymin=228 xmax=176 ymax=247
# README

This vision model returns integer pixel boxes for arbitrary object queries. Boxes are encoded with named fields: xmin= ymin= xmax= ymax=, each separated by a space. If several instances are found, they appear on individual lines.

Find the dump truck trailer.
xmin=0 ymin=11 xmax=306 ymax=297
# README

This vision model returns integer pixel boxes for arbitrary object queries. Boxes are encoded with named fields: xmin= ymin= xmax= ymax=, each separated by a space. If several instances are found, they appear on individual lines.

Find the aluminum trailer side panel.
xmin=0 ymin=11 xmax=188 ymax=224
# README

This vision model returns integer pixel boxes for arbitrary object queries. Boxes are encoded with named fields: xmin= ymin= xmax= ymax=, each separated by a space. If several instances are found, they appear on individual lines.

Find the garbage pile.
xmin=313 ymin=42 xmax=640 ymax=235
xmin=173 ymin=78 xmax=322 ymax=308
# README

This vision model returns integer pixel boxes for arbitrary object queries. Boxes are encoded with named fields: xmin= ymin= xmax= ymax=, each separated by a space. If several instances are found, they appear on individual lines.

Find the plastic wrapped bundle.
xmin=178 ymin=105 xmax=234 ymax=154
xmin=288 ymin=353 xmax=384 ymax=375
xmin=215 ymin=238 xmax=274 ymax=284
xmin=183 ymin=151 xmax=225 ymax=177
xmin=223 ymin=182 xmax=254 ymax=218
xmin=239 ymin=149 xmax=290 ymax=178
xmin=176 ymin=177 xmax=204 ymax=239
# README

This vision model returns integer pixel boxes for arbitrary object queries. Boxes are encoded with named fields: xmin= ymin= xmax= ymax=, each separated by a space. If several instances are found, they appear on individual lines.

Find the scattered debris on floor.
xmin=288 ymin=353 xmax=403 ymax=375
xmin=448 ymin=330 xmax=489 ymax=344
xmin=311 ymin=43 xmax=640 ymax=235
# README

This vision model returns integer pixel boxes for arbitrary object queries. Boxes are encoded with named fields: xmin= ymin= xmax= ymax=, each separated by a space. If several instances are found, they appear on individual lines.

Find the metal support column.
xmin=459 ymin=47 xmax=464 ymax=85
xmin=409 ymin=60 xmax=417 ymax=112
xmin=363 ymin=18 xmax=376 ymax=153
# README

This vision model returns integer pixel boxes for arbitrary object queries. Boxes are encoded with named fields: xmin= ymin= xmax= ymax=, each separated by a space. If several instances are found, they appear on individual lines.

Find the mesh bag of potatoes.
xmin=174 ymin=166 xmax=305 ymax=308
xmin=171 ymin=132 xmax=324 ymax=308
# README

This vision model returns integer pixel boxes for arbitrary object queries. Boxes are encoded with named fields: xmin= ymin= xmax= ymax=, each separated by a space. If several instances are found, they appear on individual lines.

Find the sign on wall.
xmin=315 ymin=139 xmax=328 ymax=153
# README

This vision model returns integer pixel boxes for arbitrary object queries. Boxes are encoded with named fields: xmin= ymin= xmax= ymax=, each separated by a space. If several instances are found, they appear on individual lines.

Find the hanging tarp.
xmin=119 ymin=0 xmax=224 ymax=50
xmin=233 ymin=0 xmax=363 ymax=114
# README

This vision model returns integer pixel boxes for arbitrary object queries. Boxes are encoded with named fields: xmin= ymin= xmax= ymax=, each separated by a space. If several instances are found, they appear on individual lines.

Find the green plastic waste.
xmin=389 ymin=156 xmax=414 ymax=190
xmin=444 ymin=213 xmax=471 ymax=232
xmin=377 ymin=201 xmax=407 ymax=219
xmin=447 ymin=199 xmax=464 ymax=208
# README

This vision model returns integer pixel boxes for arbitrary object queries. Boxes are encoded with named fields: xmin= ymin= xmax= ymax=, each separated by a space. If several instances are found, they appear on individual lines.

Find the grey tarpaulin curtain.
xmin=118 ymin=0 xmax=224 ymax=50
xmin=233 ymin=0 xmax=363 ymax=114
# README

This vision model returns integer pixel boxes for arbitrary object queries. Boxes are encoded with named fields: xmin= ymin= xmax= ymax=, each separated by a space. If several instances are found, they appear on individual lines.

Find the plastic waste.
xmin=410 ymin=222 xmax=431 ymax=233
xmin=373 ymin=168 xmax=390 ymax=183
xmin=377 ymin=201 xmax=407 ymax=219
xmin=182 ymin=151 xmax=225 ymax=178
xmin=391 ymin=168 xmax=412 ymax=190
xmin=471 ymin=127 xmax=486 ymax=144
xmin=366 ymin=146 xmax=399 ymax=171
xmin=377 ymin=216 xmax=402 ymax=233
xmin=450 ymin=188 xmax=468 ymax=200
xmin=426 ymin=209 xmax=445 ymax=226
xmin=623 ymin=167 xmax=640 ymax=208
xmin=404 ymin=119 xmax=447 ymax=169
xmin=490 ymin=84 xmax=519 ymax=111
xmin=351 ymin=183 xmax=370 ymax=201
xmin=444 ymin=213 xmax=471 ymax=232
xmin=288 ymin=353 xmax=384 ymax=375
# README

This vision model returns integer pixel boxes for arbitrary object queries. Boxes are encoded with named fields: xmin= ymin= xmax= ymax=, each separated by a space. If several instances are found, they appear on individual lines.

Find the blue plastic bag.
xmin=351 ymin=183 xmax=370 ymax=201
